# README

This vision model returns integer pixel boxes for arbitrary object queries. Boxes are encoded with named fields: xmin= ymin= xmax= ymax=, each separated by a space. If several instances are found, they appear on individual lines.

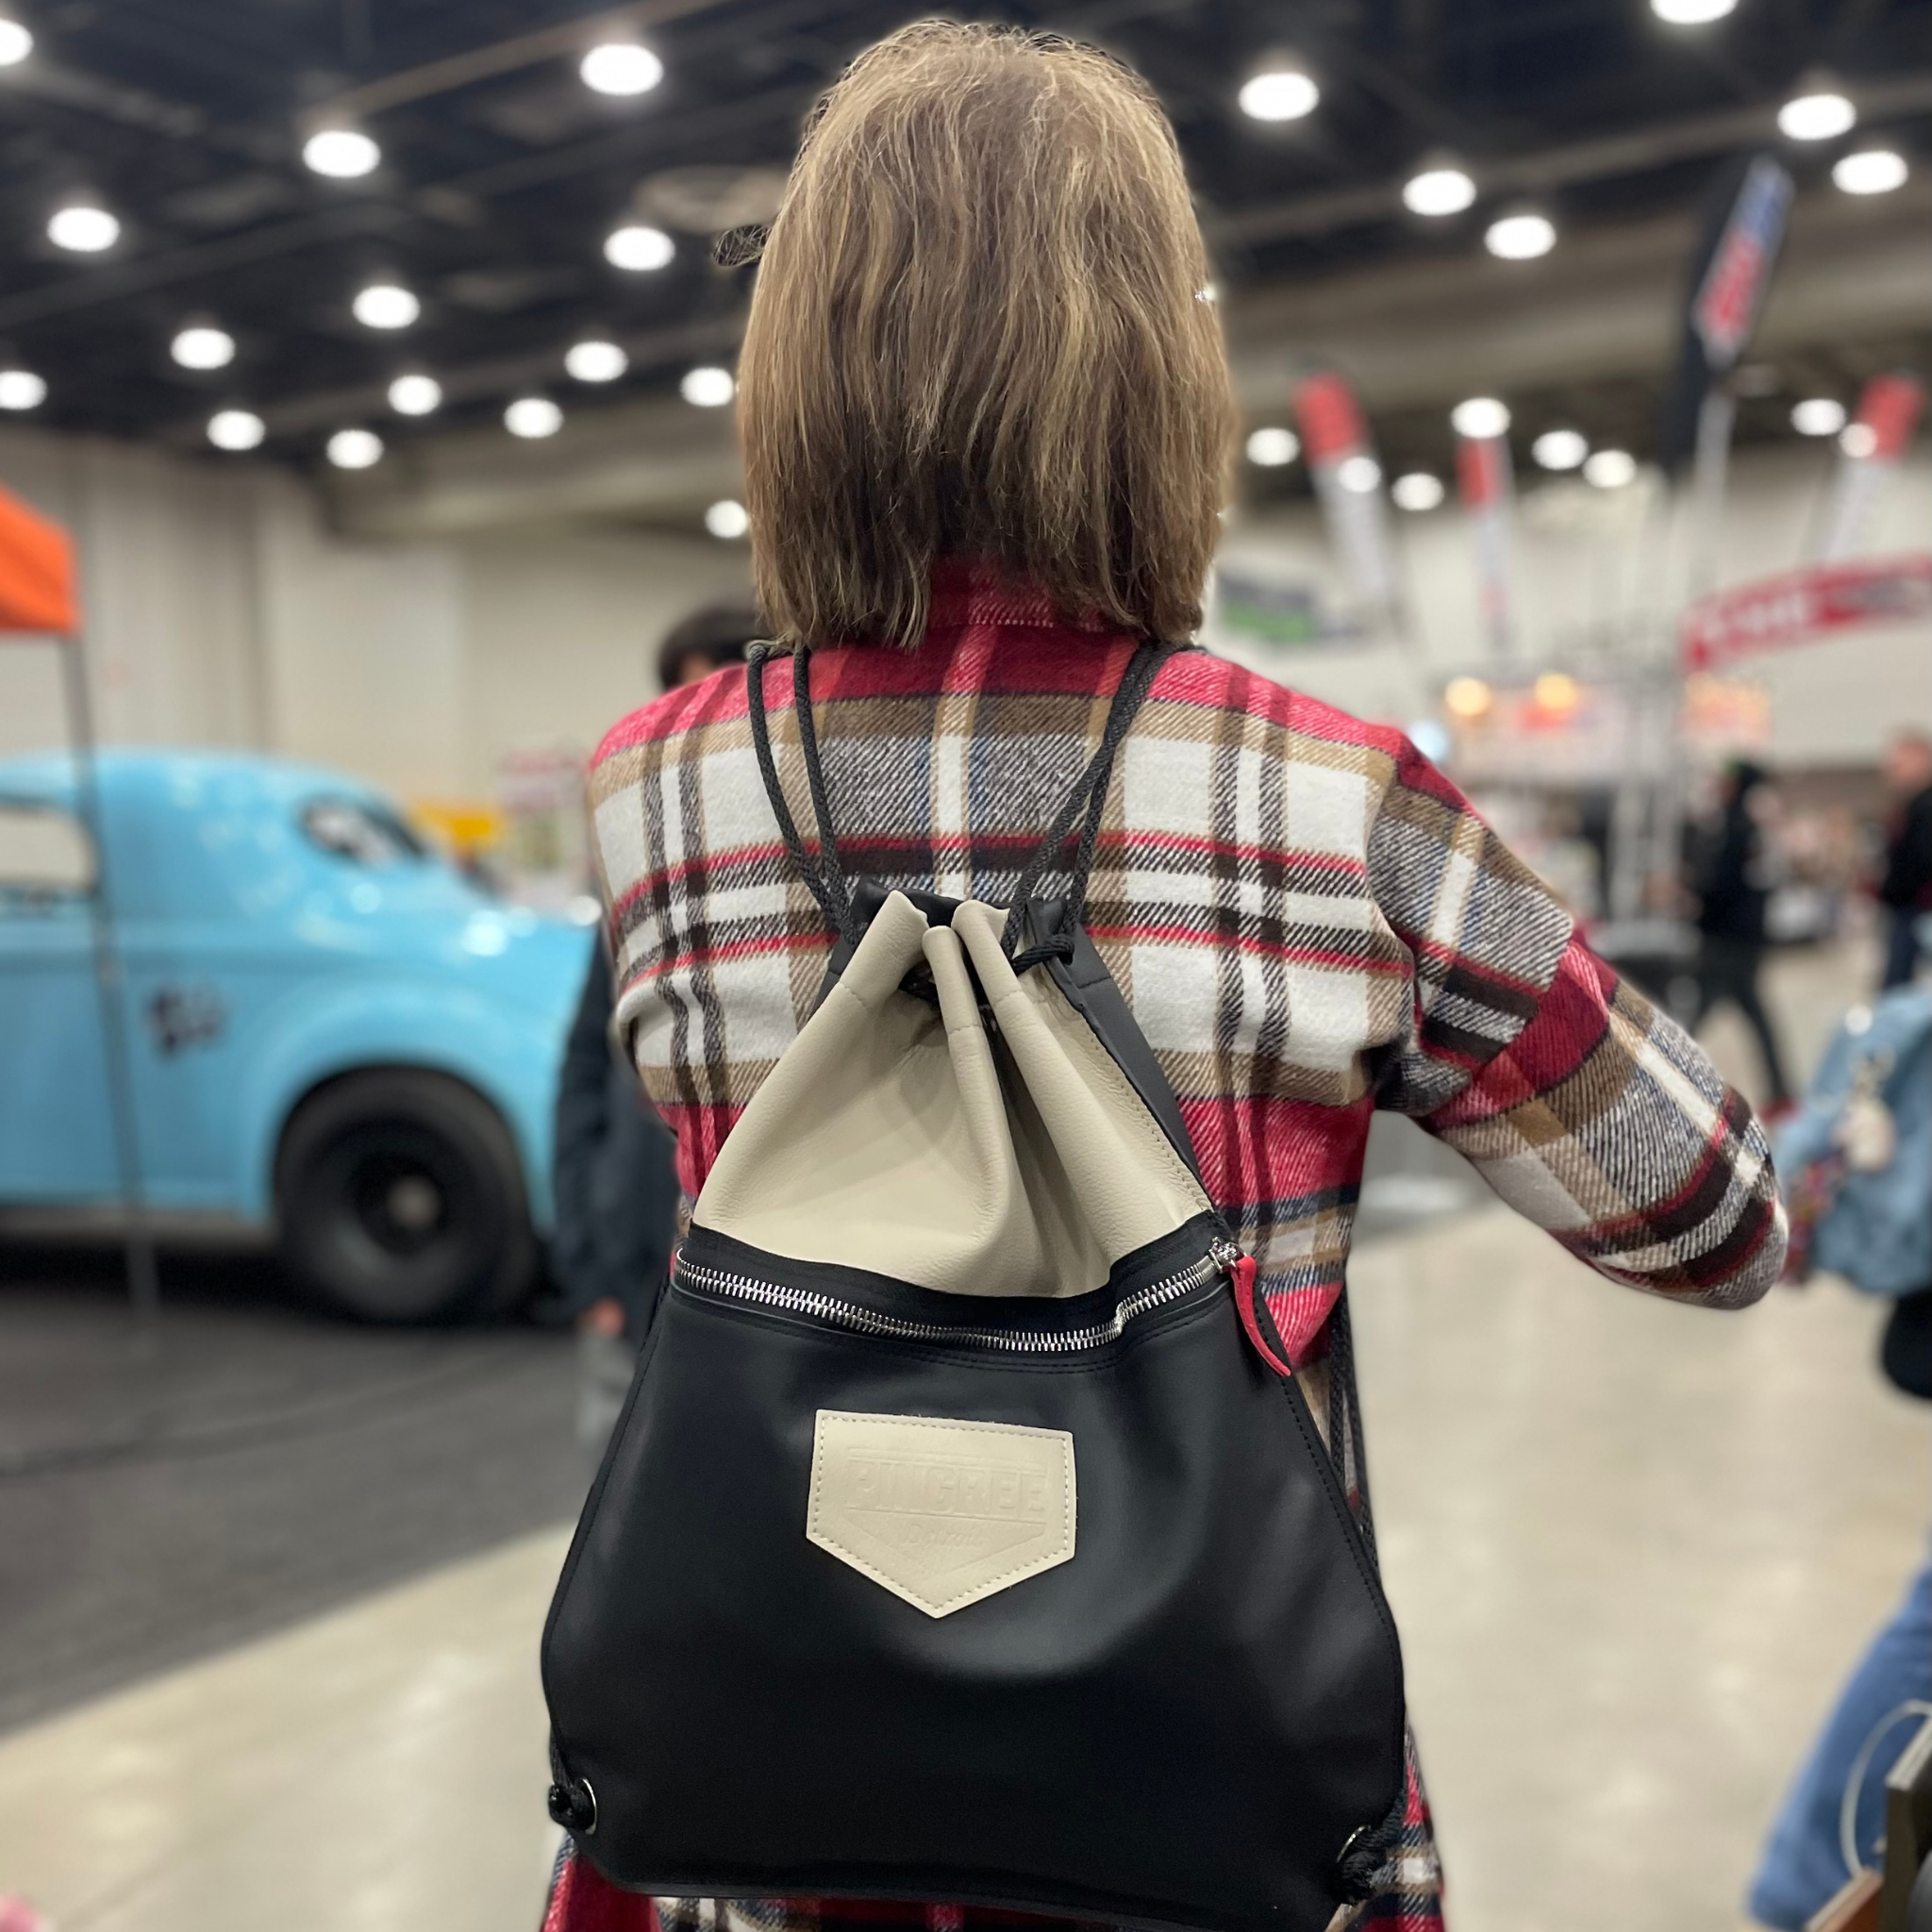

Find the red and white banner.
xmin=1818 ymin=373 xmax=1926 ymax=562
xmin=1291 ymin=371 xmax=1398 ymax=619
xmin=1681 ymin=553 xmax=1932 ymax=669
xmin=1455 ymin=431 xmax=1514 ymax=658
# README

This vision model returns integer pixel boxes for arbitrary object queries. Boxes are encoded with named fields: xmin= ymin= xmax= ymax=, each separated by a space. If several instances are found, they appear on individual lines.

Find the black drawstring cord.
xmin=1002 ymin=640 xmax=1175 ymax=968
xmin=745 ymin=644 xmax=857 ymax=945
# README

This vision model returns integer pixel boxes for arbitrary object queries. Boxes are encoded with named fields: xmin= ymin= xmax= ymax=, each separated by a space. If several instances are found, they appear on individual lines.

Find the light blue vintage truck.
xmin=0 ymin=751 xmax=591 ymax=1321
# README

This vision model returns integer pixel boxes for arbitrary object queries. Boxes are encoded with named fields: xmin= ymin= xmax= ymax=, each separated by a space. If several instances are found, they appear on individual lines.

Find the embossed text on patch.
xmin=807 ymin=1411 xmax=1075 ymax=1618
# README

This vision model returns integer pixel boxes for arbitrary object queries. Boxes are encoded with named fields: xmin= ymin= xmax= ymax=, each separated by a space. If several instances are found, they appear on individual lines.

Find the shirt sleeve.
xmin=1366 ymin=736 xmax=1787 ymax=1308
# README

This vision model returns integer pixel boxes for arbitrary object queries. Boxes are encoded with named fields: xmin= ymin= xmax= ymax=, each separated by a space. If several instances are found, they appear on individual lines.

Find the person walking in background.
xmin=1690 ymin=758 xmax=1794 ymax=1112
xmin=1877 ymin=728 xmax=1932 ymax=990
xmin=551 ymin=605 xmax=762 ymax=1459
xmin=544 ymin=25 xmax=1786 ymax=1929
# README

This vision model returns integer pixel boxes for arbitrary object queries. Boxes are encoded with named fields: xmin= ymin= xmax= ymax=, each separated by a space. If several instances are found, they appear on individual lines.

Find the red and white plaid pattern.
xmin=555 ymin=565 xmax=1787 ymax=1932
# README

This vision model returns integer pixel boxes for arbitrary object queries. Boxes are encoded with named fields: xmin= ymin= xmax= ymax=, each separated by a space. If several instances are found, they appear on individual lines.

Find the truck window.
xmin=0 ymin=804 xmax=94 ymax=905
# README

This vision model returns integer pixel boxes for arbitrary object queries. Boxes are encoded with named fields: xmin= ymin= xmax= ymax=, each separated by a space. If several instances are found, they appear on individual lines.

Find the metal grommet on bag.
xmin=547 ymin=1776 xmax=598 ymax=1835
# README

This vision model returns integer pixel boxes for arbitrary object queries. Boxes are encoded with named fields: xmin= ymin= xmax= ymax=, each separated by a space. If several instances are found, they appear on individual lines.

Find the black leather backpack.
xmin=542 ymin=641 xmax=1407 ymax=1930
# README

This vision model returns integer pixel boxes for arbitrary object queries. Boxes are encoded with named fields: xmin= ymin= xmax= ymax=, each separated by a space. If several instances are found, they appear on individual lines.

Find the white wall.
xmin=1212 ymin=441 xmax=1932 ymax=765
xmin=0 ymin=425 xmax=753 ymax=805
xmin=1 ymin=422 xmax=1923 ymax=801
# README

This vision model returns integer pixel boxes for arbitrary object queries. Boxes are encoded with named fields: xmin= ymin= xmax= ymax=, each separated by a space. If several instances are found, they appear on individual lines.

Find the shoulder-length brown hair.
xmin=738 ymin=22 xmax=1236 ymax=651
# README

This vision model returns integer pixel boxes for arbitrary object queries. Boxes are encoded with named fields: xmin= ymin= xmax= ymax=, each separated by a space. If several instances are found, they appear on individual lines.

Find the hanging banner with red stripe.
xmin=1291 ymin=370 xmax=1398 ymax=622
xmin=1456 ymin=430 xmax=1514 ymax=658
xmin=1818 ymin=373 xmax=1926 ymax=562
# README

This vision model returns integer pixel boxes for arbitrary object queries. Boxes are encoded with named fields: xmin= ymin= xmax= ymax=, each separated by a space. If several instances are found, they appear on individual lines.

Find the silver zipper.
xmin=674 ymin=1243 xmax=1240 ymax=1354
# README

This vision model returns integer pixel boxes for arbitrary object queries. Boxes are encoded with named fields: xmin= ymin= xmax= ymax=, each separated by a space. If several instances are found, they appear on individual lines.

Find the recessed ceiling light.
xmin=1790 ymin=396 xmax=1847 ymax=436
xmin=1336 ymin=454 xmax=1382 ymax=493
xmin=207 ymin=409 xmax=265 ymax=451
xmin=1485 ymin=211 xmax=1556 ymax=259
xmin=705 ymin=499 xmax=750 ymax=540
xmin=1402 ymin=165 xmax=1476 ymax=217
xmin=48 ymin=203 xmax=120 ymax=252
xmin=1651 ymin=0 xmax=1737 ymax=23
xmin=0 ymin=368 xmax=47 ymax=410
xmin=353 ymin=282 xmax=419 ymax=329
xmin=0 ymin=17 xmax=32 ymax=64
xmin=1777 ymin=90 xmax=1856 ymax=142
xmin=565 ymin=340 xmax=628 ymax=383
xmin=388 ymin=374 xmax=442 ymax=416
xmin=680 ymin=365 xmax=735 ymax=408
xmin=1583 ymin=449 xmax=1637 ymax=488
xmin=1244 ymin=426 xmax=1300 ymax=467
xmin=171 ymin=325 xmax=235 ymax=371
xmin=1532 ymin=428 xmax=1589 ymax=471
xmin=1833 ymin=149 xmax=1907 ymax=194
xmin=303 ymin=127 xmax=381 ymax=178
xmin=505 ymin=396 xmax=563 ymax=439
xmin=604 ymin=224 xmax=675 ymax=272
xmin=1452 ymin=396 xmax=1511 ymax=439
xmin=1239 ymin=65 xmax=1319 ymax=122
xmin=326 ymin=428 xmax=384 ymax=470
xmin=580 ymin=42 xmax=663 ymax=96
xmin=1391 ymin=473 xmax=1444 ymax=512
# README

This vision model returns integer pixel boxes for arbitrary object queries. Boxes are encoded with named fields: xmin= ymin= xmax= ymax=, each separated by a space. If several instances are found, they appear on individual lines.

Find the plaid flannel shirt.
xmin=555 ymin=567 xmax=1787 ymax=1932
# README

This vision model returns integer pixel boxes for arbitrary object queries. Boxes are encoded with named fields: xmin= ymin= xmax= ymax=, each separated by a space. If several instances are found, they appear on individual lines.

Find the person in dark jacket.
xmin=553 ymin=604 xmax=763 ymax=1457
xmin=1689 ymin=759 xmax=1792 ymax=1109
xmin=1877 ymin=729 xmax=1932 ymax=991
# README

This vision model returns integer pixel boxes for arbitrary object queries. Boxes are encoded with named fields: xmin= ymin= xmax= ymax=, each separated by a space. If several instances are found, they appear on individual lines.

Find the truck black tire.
xmin=275 ymin=1070 xmax=538 ymax=1323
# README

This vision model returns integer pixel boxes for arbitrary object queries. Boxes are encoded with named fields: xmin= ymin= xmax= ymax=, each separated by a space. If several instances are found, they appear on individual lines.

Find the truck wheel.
xmin=275 ymin=1071 xmax=537 ymax=1324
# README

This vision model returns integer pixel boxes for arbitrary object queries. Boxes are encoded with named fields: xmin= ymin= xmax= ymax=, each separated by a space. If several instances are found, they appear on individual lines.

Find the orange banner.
xmin=0 ymin=482 xmax=79 ymax=635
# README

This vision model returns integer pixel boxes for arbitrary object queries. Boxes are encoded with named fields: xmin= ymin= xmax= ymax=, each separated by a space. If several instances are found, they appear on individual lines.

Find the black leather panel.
xmin=542 ymin=1241 xmax=1405 ymax=1932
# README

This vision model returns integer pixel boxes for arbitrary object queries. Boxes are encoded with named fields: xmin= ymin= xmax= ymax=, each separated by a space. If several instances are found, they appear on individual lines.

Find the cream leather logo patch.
xmin=807 ymin=1411 xmax=1075 ymax=1619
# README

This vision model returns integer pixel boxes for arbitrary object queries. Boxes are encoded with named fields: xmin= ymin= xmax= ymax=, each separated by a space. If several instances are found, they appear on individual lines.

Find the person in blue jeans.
xmin=1748 ymin=1562 xmax=1932 ymax=1926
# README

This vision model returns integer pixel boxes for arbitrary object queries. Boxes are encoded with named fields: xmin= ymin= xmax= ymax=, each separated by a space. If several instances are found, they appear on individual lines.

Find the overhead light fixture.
xmin=1244 ymin=425 xmax=1300 ymax=467
xmin=1402 ymin=164 xmax=1476 ymax=217
xmin=207 ymin=408 xmax=265 ymax=451
xmin=1840 ymin=422 xmax=1879 ymax=458
xmin=1534 ymin=672 xmax=1581 ymax=715
xmin=1777 ymin=89 xmax=1856 ymax=142
xmin=353 ymin=282 xmax=419 ymax=329
xmin=1391 ymin=472 xmax=1444 ymax=512
xmin=303 ymin=127 xmax=381 ymax=178
xmin=48 ymin=202 xmax=120 ymax=253
xmin=580 ymin=42 xmax=663 ymax=96
xmin=1443 ymin=676 xmax=1493 ymax=721
xmin=1531 ymin=428 xmax=1589 ymax=471
xmin=388 ymin=373 xmax=441 ymax=416
xmin=1451 ymin=396 xmax=1510 ymax=439
xmin=0 ymin=368 xmax=47 ymax=410
xmin=1239 ymin=62 xmax=1319 ymax=123
xmin=1790 ymin=396 xmax=1846 ymax=436
xmin=680 ymin=365 xmax=735 ymax=408
xmin=1485 ymin=211 xmax=1556 ymax=259
xmin=0 ymin=16 xmax=31 ymax=63
xmin=565 ymin=339 xmax=628 ymax=383
xmin=171 ymin=324 xmax=235 ymax=371
xmin=1651 ymin=0 xmax=1737 ymax=23
xmin=1336 ymin=455 xmax=1382 ymax=493
xmin=705 ymin=499 xmax=750 ymax=540
xmin=1583 ymin=448 xmax=1637 ymax=488
xmin=604 ymin=224 xmax=675 ymax=272
xmin=1833 ymin=148 xmax=1907 ymax=194
xmin=326 ymin=427 xmax=384 ymax=470
xmin=505 ymin=395 xmax=563 ymax=439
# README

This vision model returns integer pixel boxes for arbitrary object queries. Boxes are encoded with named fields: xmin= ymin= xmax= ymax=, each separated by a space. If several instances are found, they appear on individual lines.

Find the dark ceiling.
xmin=1 ymin=0 xmax=1927 ymax=475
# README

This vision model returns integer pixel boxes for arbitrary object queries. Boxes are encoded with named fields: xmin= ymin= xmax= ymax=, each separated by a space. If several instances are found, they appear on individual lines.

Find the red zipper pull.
xmin=1228 ymin=1250 xmax=1294 ymax=1380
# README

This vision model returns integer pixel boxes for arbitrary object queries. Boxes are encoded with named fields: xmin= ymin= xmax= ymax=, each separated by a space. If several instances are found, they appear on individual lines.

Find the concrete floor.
xmin=0 ymin=936 xmax=1920 ymax=1932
